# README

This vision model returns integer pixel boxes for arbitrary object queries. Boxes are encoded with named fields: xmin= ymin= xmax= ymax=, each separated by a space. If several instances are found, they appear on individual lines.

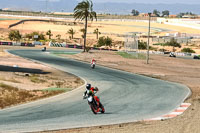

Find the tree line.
xmin=131 ymin=9 xmax=197 ymax=18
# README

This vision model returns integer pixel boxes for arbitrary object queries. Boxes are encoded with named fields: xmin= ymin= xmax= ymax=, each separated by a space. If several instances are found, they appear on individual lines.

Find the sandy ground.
xmin=41 ymin=51 xmax=200 ymax=133
xmin=1 ymin=17 xmax=200 ymax=42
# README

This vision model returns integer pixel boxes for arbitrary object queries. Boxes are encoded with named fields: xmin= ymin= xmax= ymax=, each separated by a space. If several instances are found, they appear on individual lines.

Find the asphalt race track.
xmin=0 ymin=49 xmax=191 ymax=133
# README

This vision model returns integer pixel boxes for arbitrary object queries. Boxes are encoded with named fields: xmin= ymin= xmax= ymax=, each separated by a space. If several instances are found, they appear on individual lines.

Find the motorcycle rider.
xmin=91 ymin=58 xmax=96 ymax=64
xmin=83 ymin=84 xmax=102 ymax=107
xmin=42 ymin=46 xmax=46 ymax=51
xmin=91 ymin=58 xmax=96 ymax=65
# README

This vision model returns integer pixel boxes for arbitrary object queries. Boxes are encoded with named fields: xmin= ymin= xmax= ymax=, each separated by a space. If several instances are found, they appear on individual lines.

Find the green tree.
xmin=97 ymin=36 xmax=112 ymax=47
xmin=24 ymin=33 xmax=32 ymax=41
xmin=67 ymin=28 xmax=75 ymax=39
xmin=153 ymin=9 xmax=160 ymax=17
xmin=181 ymin=48 xmax=195 ymax=53
xmin=177 ymin=12 xmax=196 ymax=18
xmin=8 ymin=30 xmax=22 ymax=42
xmin=131 ymin=9 xmax=139 ymax=16
xmin=93 ymin=28 xmax=101 ymax=39
xmin=104 ymin=36 xmax=112 ymax=46
xmin=177 ymin=12 xmax=185 ymax=18
xmin=166 ymin=38 xmax=181 ymax=52
xmin=138 ymin=40 xmax=147 ymax=50
xmin=56 ymin=34 xmax=61 ymax=42
xmin=46 ymin=30 xmax=53 ymax=40
xmin=31 ymin=32 xmax=45 ymax=41
xmin=74 ymin=0 xmax=97 ymax=52
xmin=80 ymin=28 xmax=85 ymax=38
xmin=162 ymin=10 xmax=170 ymax=17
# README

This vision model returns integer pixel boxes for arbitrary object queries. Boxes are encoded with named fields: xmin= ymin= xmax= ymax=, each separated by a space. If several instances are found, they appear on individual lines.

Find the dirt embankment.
xmin=45 ymin=51 xmax=200 ymax=133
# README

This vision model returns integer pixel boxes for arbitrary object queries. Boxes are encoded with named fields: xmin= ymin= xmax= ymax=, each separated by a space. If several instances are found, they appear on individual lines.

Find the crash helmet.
xmin=86 ymin=83 xmax=91 ymax=90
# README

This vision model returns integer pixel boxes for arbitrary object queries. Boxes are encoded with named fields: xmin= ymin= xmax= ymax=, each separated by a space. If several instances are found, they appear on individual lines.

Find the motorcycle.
xmin=91 ymin=62 xmax=95 ymax=69
xmin=169 ymin=52 xmax=176 ymax=57
xmin=84 ymin=91 xmax=105 ymax=114
xmin=42 ymin=47 xmax=46 ymax=52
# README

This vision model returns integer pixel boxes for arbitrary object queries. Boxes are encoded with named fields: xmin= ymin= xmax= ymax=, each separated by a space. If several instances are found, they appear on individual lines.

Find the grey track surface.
xmin=0 ymin=49 xmax=191 ymax=133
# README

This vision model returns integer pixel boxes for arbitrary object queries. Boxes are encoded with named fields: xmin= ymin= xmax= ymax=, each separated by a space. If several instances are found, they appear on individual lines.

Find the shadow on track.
xmin=0 ymin=65 xmax=50 ymax=74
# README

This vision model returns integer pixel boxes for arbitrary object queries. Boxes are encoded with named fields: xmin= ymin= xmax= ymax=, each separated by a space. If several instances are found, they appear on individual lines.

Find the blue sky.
xmin=80 ymin=0 xmax=200 ymax=4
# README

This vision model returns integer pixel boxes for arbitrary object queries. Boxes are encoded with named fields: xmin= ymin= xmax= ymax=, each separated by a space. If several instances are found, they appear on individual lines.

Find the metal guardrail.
xmin=0 ymin=41 xmax=35 ymax=47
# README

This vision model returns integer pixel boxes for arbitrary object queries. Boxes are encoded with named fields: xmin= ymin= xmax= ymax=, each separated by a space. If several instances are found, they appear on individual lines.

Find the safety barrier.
xmin=0 ymin=42 xmax=13 ymax=45
xmin=49 ymin=42 xmax=118 ymax=51
xmin=0 ymin=41 xmax=35 ymax=47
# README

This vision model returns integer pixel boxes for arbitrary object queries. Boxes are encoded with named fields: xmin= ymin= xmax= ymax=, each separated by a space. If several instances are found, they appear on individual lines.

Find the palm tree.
xmin=80 ymin=28 xmax=85 ymax=38
xmin=46 ymin=30 xmax=53 ymax=40
xmin=93 ymin=28 xmax=101 ymax=39
xmin=74 ymin=0 xmax=97 ymax=52
xmin=56 ymin=34 xmax=61 ymax=42
xmin=67 ymin=28 xmax=75 ymax=39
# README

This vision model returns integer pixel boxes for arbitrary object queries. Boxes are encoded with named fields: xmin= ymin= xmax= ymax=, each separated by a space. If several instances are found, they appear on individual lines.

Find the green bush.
xmin=153 ymin=43 xmax=168 ymax=46
xmin=85 ymin=47 xmax=91 ymax=52
xmin=166 ymin=38 xmax=181 ymax=48
xmin=97 ymin=36 xmax=112 ymax=47
xmin=181 ymin=48 xmax=195 ymax=53
xmin=153 ymin=38 xmax=181 ymax=48
xmin=159 ymin=48 xmax=167 ymax=52
xmin=149 ymin=46 xmax=157 ymax=51
xmin=8 ymin=30 xmax=21 ymax=42
xmin=138 ymin=40 xmax=147 ymax=50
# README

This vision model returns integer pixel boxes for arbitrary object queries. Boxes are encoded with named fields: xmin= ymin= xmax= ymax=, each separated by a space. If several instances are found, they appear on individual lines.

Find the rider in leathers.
xmin=83 ymin=84 xmax=102 ymax=109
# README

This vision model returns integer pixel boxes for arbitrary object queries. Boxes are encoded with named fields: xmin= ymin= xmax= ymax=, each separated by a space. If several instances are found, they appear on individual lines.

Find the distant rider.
xmin=91 ymin=58 xmax=96 ymax=65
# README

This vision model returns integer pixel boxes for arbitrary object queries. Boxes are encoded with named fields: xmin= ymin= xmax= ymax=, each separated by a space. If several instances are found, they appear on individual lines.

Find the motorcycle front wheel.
xmin=90 ymin=104 xmax=97 ymax=114
xmin=99 ymin=102 xmax=105 ymax=113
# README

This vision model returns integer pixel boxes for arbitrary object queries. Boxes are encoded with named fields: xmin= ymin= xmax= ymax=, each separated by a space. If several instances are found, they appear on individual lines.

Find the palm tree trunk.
xmin=84 ymin=16 xmax=88 ymax=52
xmin=97 ymin=28 xmax=99 ymax=40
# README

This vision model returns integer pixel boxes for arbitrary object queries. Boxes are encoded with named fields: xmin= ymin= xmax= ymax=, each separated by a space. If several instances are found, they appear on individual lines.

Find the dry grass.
xmin=0 ymin=83 xmax=65 ymax=109
xmin=0 ymin=83 xmax=33 ymax=108
xmin=29 ymin=74 xmax=47 ymax=83
xmin=0 ymin=76 xmax=21 ymax=83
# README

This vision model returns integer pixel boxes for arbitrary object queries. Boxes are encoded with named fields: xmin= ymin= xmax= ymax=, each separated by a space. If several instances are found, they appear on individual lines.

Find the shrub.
xmin=149 ymin=46 xmax=157 ymax=51
xmin=138 ymin=40 xmax=147 ymax=50
xmin=153 ymin=38 xmax=181 ymax=48
xmin=85 ymin=47 xmax=91 ymax=52
xmin=153 ymin=43 xmax=167 ymax=46
xmin=8 ymin=30 xmax=21 ymax=42
xmin=166 ymin=38 xmax=181 ymax=48
xmin=97 ymin=36 xmax=112 ymax=47
xmin=159 ymin=48 xmax=167 ymax=52
xmin=181 ymin=48 xmax=195 ymax=53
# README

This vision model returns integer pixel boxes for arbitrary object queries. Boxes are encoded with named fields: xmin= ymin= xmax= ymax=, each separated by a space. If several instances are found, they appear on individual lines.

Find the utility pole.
xmin=146 ymin=12 xmax=151 ymax=64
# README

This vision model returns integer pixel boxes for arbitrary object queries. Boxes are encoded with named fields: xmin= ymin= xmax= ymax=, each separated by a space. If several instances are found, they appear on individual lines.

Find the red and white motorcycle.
xmin=91 ymin=62 xmax=95 ymax=69
xmin=84 ymin=91 xmax=105 ymax=114
xmin=91 ymin=59 xmax=96 ymax=69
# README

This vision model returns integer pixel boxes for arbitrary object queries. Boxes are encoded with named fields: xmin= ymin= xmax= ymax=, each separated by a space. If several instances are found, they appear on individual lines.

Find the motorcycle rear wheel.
xmin=99 ymin=102 xmax=105 ymax=113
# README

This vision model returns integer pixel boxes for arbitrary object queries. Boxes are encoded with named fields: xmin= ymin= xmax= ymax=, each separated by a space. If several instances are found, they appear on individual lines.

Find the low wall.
xmin=49 ymin=42 xmax=118 ymax=51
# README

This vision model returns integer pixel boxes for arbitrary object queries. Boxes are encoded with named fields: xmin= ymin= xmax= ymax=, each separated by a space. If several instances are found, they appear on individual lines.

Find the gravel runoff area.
xmin=40 ymin=50 xmax=200 ymax=133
